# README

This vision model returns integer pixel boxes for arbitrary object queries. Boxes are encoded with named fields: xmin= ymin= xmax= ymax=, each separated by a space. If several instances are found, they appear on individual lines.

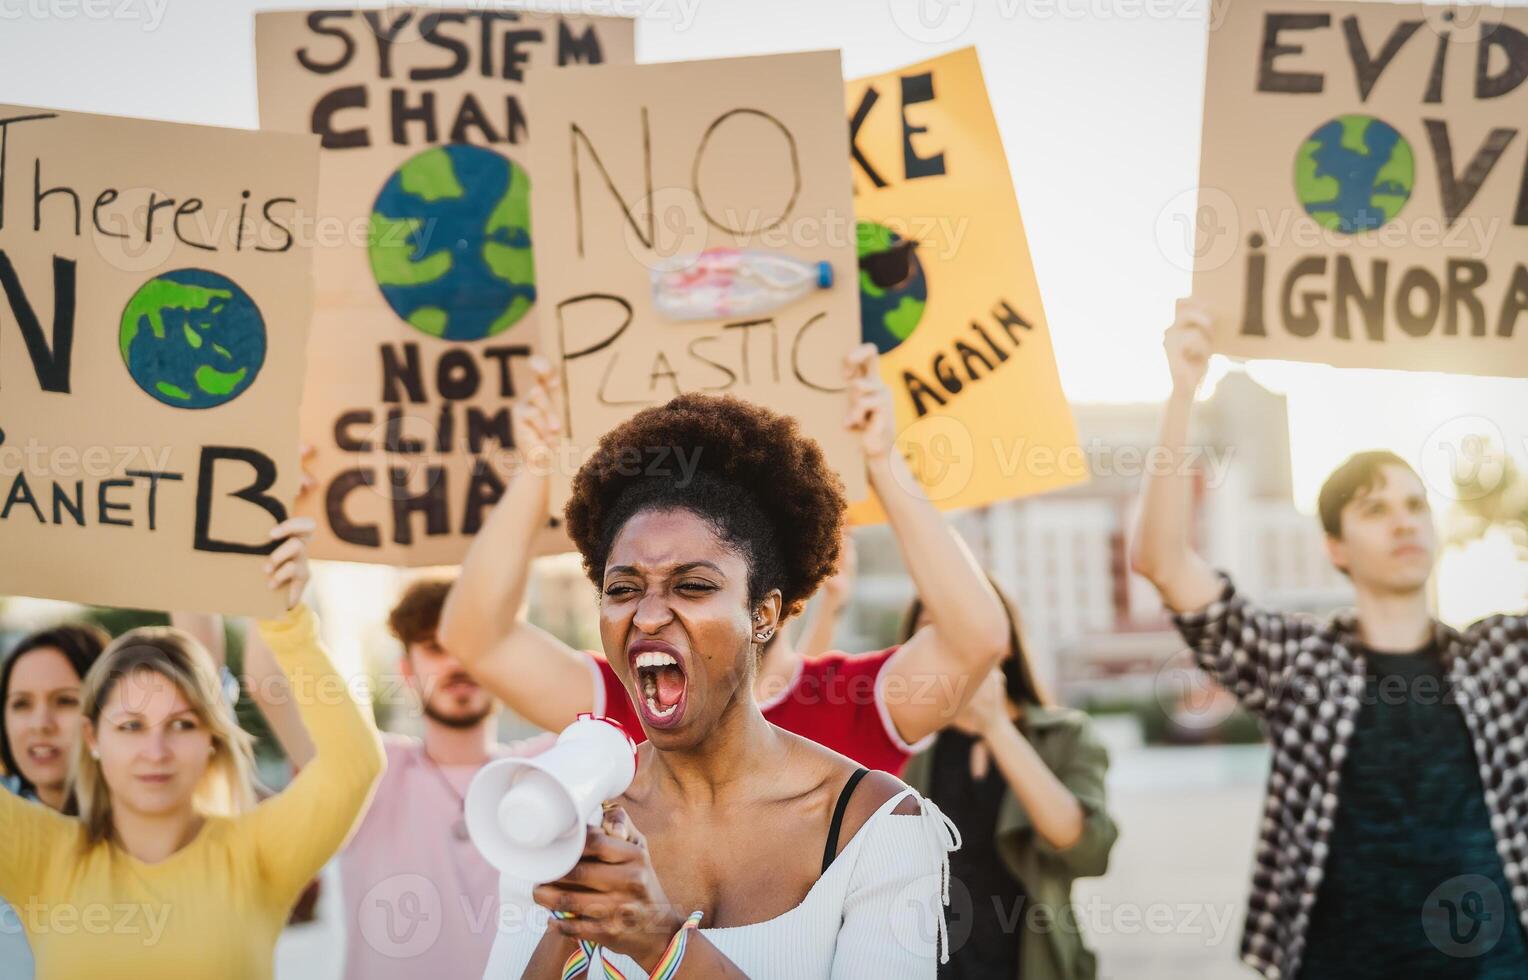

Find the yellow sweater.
xmin=0 ymin=604 xmax=385 ymax=979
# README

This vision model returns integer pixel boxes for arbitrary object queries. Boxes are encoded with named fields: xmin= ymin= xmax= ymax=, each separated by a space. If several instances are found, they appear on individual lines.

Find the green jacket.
xmin=902 ymin=705 xmax=1117 ymax=980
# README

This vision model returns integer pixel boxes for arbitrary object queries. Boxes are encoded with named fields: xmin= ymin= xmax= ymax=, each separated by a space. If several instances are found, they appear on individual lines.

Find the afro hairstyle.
xmin=564 ymin=393 xmax=846 ymax=620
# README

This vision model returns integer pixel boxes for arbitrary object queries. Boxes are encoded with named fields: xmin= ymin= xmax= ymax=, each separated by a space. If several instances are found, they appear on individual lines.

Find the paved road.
xmin=1084 ymin=745 xmax=1267 ymax=979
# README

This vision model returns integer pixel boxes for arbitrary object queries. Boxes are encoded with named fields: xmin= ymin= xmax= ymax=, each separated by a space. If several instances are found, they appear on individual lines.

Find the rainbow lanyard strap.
xmin=553 ymin=910 xmax=704 ymax=980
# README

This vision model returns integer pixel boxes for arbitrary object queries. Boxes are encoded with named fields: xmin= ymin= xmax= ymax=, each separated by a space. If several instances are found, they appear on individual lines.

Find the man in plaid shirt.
xmin=1128 ymin=303 xmax=1528 ymax=979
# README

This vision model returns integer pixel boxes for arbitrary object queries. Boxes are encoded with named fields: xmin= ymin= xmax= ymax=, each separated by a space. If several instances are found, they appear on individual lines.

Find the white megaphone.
xmin=465 ymin=714 xmax=637 ymax=886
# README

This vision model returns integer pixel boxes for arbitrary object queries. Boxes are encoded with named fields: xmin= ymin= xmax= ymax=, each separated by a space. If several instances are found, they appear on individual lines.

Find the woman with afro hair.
xmin=441 ymin=344 xmax=1011 ymax=776
xmin=475 ymin=346 xmax=965 ymax=977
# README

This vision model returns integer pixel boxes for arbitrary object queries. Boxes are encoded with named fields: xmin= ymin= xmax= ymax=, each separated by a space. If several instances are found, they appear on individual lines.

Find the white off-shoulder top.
xmin=484 ymin=789 xmax=961 ymax=979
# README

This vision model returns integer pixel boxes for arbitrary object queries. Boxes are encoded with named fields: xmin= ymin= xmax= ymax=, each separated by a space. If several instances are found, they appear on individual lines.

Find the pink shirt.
xmin=339 ymin=733 xmax=549 ymax=980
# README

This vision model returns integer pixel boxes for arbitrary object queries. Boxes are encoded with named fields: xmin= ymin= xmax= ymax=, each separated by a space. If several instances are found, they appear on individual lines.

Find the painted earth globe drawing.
xmin=119 ymin=268 xmax=265 ymax=409
xmin=857 ymin=220 xmax=928 ymax=354
xmin=1294 ymin=114 xmax=1414 ymax=234
xmin=368 ymin=143 xmax=536 ymax=341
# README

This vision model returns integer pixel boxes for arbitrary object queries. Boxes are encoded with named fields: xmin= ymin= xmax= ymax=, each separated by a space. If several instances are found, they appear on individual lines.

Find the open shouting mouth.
xmin=630 ymin=640 xmax=689 ymax=729
xmin=24 ymin=742 xmax=64 ymax=768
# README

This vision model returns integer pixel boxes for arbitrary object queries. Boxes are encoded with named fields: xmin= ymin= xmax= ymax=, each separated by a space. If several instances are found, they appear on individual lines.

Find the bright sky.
xmin=2 ymin=0 xmax=1526 ymax=513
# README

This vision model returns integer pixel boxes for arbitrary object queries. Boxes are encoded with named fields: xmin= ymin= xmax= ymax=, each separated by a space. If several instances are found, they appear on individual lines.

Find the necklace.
xmin=416 ymin=745 xmax=479 ymax=842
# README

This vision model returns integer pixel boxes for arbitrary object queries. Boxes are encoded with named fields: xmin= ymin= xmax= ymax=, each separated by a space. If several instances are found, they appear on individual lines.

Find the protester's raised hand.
xmin=513 ymin=355 xmax=563 ymax=461
xmin=1165 ymin=300 xmax=1213 ymax=395
xmin=534 ymin=805 xmax=686 ymax=971
xmin=296 ymin=443 xmax=318 ymax=504
xmin=266 ymin=517 xmax=316 ymax=611
xmin=950 ymin=667 xmax=1007 ymax=738
xmin=824 ymin=529 xmax=857 ymax=608
xmin=843 ymin=343 xmax=895 ymax=460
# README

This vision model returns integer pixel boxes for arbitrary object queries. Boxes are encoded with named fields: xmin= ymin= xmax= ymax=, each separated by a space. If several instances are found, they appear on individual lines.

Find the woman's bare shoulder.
xmin=775 ymin=732 xmax=922 ymax=862
xmin=839 ymin=769 xmax=921 ymax=839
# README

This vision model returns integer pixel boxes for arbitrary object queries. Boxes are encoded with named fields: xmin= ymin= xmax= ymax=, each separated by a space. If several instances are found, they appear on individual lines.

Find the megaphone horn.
xmin=465 ymin=714 xmax=638 ymax=886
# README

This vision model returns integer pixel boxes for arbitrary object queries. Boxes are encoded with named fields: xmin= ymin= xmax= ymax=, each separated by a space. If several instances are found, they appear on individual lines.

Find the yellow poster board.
xmin=0 ymin=106 xmax=319 ymax=616
xmin=845 ymin=48 xmax=1082 ymax=522
xmin=1194 ymin=1 xmax=1528 ymax=375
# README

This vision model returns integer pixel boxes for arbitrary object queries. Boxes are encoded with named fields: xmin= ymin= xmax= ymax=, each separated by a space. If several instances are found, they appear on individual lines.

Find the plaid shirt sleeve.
xmin=1170 ymin=572 xmax=1317 ymax=718
xmin=1461 ymin=611 xmax=1528 ymax=682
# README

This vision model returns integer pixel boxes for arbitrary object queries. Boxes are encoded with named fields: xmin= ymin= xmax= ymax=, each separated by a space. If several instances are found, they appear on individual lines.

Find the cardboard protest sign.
xmin=256 ymin=9 xmax=634 ymax=564
xmin=844 ymin=48 xmax=1082 ymax=522
xmin=527 ymin=50 xmax=867 ymax=509
xmin=1193 ymin=1 xmax=1528 ymax=375
xmin=0 ymin=106 xmax=318 ymax=616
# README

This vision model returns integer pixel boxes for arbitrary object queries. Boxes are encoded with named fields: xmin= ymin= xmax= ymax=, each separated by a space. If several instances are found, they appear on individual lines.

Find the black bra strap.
xmin=821 ymin=767 xmax=871 ymax=873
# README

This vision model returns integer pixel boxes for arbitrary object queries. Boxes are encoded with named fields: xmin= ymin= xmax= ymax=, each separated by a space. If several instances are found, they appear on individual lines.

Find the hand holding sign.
xmin=844 ymin=344 xmax=895 ymax=461
xmin=823 ymin=528 xmax=857 ymax=609
xmin=297 ymin=444 xmax=318 ymax=502
xmin=265 ymin=516 xmax=315 ymax=612
xmin=1166 ymin=301 xmax=1214 ymax=396
xmin=511 ymin=356 xmax=563 ymax=463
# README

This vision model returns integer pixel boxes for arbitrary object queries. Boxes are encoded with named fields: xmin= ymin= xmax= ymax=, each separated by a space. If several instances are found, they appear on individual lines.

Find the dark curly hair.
xmin=565 ymin=394 xmax=846 ymax=619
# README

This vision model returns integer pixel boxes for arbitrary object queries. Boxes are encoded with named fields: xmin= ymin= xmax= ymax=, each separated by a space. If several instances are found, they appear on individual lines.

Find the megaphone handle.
xmin=599 ymin=801 xmax=640 ymax=844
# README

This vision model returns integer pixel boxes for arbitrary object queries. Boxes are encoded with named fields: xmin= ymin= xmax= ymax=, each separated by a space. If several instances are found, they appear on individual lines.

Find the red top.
xmin=586 ymin=648 xmax=929 ymax=775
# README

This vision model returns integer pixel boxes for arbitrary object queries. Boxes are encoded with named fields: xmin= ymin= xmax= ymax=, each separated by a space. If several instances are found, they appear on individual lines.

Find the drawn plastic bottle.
xmin=650 ymin=248 xmax=834 ymax=321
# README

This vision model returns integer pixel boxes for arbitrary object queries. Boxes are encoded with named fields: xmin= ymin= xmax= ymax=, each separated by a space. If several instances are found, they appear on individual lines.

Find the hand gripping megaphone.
xmin=465 ymin=714 xmax=638 ymax=885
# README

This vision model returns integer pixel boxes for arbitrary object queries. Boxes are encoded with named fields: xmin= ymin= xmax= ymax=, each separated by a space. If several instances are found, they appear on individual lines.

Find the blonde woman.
xmin=0 ymin=518 xmax=385 ymax=979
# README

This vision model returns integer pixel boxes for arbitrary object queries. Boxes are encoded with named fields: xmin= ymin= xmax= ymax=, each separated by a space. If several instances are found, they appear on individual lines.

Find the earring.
xmin=90 ymin=748 xmax=100 ymax=760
